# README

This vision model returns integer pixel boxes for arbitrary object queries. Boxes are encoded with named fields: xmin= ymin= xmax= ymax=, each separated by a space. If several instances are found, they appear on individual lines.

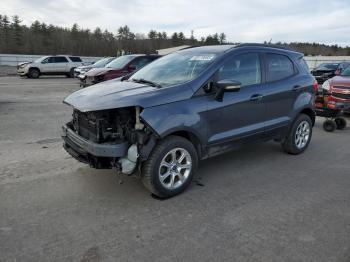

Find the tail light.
xmin=312 ymin=80 xmax=318 ymax=93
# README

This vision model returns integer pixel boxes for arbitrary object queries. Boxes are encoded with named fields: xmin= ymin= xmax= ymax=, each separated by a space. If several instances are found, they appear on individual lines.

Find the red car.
xmin=315 ymin=65 xmax=350 ymax=131
xmin=80 ymin=54 xmax=160 ymax=87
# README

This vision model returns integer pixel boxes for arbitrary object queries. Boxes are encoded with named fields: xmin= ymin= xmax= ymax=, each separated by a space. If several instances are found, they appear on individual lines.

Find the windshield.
xmin=34 ymin=56 xmax=47 ymax=63
xmin=316 ymin=63 xmax=339 ymax=70
xmin=106 ymin=56 xmax=135 ymax=69
xmin=93 ymin=57 xmax=114 ymax=68
xmin=130 ymin=52 xmax=217 ymax=87
xmin=341 ymin=66 xmax=350 ymax=76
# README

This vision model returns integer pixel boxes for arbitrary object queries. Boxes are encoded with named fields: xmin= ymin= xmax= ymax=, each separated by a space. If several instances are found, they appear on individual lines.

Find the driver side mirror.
xmin=214 ymin=79 xmax=241 ymax=102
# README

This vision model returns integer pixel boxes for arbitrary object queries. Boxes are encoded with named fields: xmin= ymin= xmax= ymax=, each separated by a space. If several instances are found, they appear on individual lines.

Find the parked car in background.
xmin=62 ymin=44 xmax=316 ymax=198
xmin=79 ymin=54 xmax=160 ymax=87
xmin=320 ymin=65 xmax=350 ymax=115
xmin=17 ymin=55 xmax=84 ymax=78
xmin=311 ymin=62 xmax=350 ymax=84
xmin=74 ymin=57 xmax=116 ymax=77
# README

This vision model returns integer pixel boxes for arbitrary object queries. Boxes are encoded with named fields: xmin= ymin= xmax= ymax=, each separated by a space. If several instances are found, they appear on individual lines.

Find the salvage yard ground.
xmin=0 ymin=76 xmax=350 ymax=262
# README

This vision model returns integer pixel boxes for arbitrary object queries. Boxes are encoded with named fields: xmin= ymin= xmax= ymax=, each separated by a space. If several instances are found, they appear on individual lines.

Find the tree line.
xmin=0 ymin=14 xmax=349 ymax=57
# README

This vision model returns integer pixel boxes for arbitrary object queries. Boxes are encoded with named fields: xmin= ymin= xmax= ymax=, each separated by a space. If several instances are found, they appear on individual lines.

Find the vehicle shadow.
xmin=71 ymin=141 xmax=282 ymax=201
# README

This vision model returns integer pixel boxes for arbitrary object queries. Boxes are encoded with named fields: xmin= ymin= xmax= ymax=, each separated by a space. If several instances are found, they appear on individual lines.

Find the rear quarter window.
xmin=69 ymin=57 xmax=82 ymax=62
xmin=297 ymin=57 xmax=310 ymax=74
xmin=266 ymin=53 xmax=295 ymax=82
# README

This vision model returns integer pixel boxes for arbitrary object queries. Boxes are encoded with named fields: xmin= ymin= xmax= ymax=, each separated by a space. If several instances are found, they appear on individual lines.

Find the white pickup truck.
xmin=17 ymin=55 xmax=84 ymax=78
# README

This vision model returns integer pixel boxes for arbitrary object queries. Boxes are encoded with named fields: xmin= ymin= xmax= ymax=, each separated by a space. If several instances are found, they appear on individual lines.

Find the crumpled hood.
xmin=85 ymin=67 xmax=117 ymax=77
xmin=329 ymin=76 xmax=350 ymax=86
xmin=63 ymin=80 xmax=193 ymax=112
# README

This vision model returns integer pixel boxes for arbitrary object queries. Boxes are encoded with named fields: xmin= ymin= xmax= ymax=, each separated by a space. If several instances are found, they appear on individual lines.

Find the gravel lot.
xmin=0 ymin=76 xmax=350 ymax=262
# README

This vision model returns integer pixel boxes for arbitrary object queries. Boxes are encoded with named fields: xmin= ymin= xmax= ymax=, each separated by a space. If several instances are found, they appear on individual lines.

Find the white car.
xmin=17 ymin=55 xmax=84 ymax=78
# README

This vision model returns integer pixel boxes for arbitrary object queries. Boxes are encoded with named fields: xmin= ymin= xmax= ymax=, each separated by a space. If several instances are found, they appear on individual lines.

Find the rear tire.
xmin=141 ymin=136 xmax=198 ymax=198
xmin=335 ymin=117 xmax=347 ymax=130
xmin=28 ymin=68 xmax=40 ymax=79
xmin=282 ymin=114 xmax=312 ymax=155
xmin=67 ymin=68 xmax=75 ymax=78
xmin=323 ymin=120 xmax=337 ymax=132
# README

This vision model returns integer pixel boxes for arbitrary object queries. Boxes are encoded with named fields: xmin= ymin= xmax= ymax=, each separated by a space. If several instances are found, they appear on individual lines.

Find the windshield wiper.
xmin=132 ymin=78 xmax=161 ymax=88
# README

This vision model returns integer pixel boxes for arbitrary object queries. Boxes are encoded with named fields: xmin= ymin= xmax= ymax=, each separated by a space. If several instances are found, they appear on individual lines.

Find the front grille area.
xmin=70 ymin=107 xmax=136 ymax=144
xmin=73 ymin=110 xmax=99 ymax=142
xmin=333 ymin=86 xmax=350 ymax=90
xmin=332 ymin=92 xmax=350 ymax=100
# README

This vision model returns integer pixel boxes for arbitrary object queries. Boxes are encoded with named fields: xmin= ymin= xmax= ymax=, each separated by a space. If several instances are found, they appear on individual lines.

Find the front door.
xmin=205 ymin=52 xmax=266 ymax=149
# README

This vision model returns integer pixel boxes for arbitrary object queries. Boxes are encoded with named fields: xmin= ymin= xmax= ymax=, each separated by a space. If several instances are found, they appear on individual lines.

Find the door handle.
xmin=292 ymin=85 xmax=302 ymax=91
xmin=250 ymin=94 xmax=263 ymax=101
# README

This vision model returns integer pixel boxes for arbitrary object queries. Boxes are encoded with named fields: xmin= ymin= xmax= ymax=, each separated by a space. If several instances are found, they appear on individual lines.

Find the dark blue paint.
xmin=64 ymin=44 xmax=315 ymax=159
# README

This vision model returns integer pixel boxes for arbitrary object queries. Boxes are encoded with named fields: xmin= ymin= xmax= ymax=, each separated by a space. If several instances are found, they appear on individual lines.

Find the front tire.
xmin=282 ymin=114 xmax=312 ymax=155
xmin=141 ymin=136 xmax=198 ymax=198
xmin=28 ymin=68 xmax=40 ymax=79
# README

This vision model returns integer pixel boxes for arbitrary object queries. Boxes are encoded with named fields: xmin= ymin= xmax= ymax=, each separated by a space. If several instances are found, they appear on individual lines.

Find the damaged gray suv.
xmin=62 ymin=44 xmax=316 ymax=198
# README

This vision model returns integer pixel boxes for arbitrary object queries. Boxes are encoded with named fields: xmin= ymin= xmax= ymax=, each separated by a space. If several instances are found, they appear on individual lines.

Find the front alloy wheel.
xmin=159 ymin=148 xmax=192 ymax=190
xmin=142 ymin=136 xmax=198 ymax=198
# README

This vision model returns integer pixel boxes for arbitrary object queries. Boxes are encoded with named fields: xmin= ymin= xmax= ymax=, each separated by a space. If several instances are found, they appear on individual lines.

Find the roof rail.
xmin=235 ymin=43 xmax=295 ymax=51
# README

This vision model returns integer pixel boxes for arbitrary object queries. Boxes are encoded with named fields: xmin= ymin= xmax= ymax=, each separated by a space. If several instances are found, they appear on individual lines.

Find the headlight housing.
xmin=322 ymin=80 xmax=331 ymax=91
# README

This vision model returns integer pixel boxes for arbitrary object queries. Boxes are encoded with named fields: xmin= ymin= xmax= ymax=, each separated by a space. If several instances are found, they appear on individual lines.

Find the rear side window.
xmin=54 ymin=56 xmax=68 ymax=63
xmin=217 ymin=52 xmax=261 ymax=86
xmin=266 ymin=53 xmax=295 ymax=82
xmin=297 ymin=57 xmax=310 ymax=74
xmin=69 ymin=57 xmax=82 ymax=62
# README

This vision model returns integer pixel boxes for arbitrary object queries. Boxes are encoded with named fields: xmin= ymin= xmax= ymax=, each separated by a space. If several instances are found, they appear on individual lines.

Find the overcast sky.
xmin=1 ymin=0 xmax=350 ymax=46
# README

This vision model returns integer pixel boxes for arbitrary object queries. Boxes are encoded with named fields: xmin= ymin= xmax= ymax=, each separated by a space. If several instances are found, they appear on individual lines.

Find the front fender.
xmin=140 ymin=99 xmax=207 ymax=145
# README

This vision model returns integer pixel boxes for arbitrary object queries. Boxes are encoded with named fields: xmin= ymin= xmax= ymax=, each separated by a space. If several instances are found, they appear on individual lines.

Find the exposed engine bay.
xmin=71 ymin=107 xmax=137 ymax=144
xmin=65 ymin=106 xmax=156 ymax=174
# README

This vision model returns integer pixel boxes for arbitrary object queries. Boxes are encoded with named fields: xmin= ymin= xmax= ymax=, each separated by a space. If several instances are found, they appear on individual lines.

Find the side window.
xmin=69 ymin=57 xmax=82 ymax=62
xmin=297 ymin=57 xmax=310 ymax=74
xmin=130 ymin=57 xmax=152 ymax=69
xmin=54 ymin=56 xmax=68 ymax=63
xmin=266 ymin=53 xmax=295 ymax=82
xmin=46 ymin=57 xmax=55 ymax=63
xmin=217 ymin=53 xmax=261 ymax=86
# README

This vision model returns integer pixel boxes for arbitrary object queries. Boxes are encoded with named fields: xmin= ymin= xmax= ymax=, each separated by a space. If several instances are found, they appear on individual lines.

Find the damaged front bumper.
xmin=62 ymin=124 xmax=129 ymax=167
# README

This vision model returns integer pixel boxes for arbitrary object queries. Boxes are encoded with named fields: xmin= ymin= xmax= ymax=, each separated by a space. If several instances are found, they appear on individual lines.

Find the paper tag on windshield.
xmin=190 ymin=55 xmax=215 ymax=61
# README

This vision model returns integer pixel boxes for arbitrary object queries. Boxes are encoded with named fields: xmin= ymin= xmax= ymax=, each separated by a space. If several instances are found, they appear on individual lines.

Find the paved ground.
xmin=0 ymin=66 xmax=16 ymax=76
xmin=0 ymin=76 xmax=350 ymax=262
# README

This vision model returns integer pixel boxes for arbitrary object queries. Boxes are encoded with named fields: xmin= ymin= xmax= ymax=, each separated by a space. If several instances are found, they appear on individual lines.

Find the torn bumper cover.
xmin=62 ymin=124 xmax=129 ymax=167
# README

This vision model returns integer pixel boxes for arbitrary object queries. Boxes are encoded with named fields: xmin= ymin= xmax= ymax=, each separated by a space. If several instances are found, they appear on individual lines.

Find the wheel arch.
xmin=164 ymin=130 xmax=203 ymax=159
xmin=299 ymin=107 xmax=316 ymax=126
xmin=29 ymin=67 xmax=41 ymax=73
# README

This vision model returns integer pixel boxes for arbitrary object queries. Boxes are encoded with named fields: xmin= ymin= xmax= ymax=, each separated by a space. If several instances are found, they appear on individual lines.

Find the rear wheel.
xmin=323 ymin=120 xmax=337 ymax=132
xmin=28 ymin=68 xmax=40 ymax=79
xmin=282 ymin=114 xmax=312 ymax=154
xmin=66 ymin=68 xmax=75 ymax=78
xmin=141 ymin=136 xmax=198 ymax=198
xmin=335 ymin=117 xmax=347 ymax=130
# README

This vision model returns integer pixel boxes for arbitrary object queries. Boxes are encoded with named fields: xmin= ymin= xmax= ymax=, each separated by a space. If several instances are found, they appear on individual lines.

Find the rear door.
xmin=51 ymin=56 xmax=69 ymax=72
xmin=262 ymin=53 xmax=299 ymax=137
